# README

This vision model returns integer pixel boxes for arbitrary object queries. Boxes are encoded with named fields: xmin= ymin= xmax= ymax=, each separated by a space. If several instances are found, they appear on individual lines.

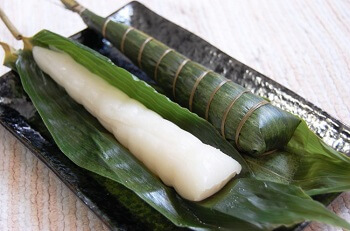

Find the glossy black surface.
xmin=0 ymin=2 xmax=349 ymax=230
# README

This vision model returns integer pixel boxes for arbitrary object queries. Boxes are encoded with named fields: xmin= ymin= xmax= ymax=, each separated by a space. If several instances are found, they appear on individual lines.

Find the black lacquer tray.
xmin=1 ymin=2 xmax=349 ymax=230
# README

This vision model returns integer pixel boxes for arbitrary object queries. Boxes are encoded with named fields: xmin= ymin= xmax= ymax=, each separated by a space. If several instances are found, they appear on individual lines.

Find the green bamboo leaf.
xmin=11 ymin=31 xmax=350 ymax=230
xmin=287 ymin=121 xmax=350 ymax=195
xmin=245 ymin=121 xmax=350 ymax=195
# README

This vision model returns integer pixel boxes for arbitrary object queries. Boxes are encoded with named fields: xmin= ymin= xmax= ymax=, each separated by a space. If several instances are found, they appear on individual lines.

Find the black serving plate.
xmin=1 ymin=2 xmax=349 ymax=230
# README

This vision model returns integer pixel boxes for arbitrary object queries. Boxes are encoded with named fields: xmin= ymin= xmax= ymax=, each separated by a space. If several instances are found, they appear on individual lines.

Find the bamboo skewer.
xmin=0 ymin=8 xmax=21 ymax=70
xmin=61 ymin=0 xmax=85 ymax=14
xmin=0 ymin=7 xmax=33 ymax=50
xmin=0 ymin=7 xmax=22 ymax=40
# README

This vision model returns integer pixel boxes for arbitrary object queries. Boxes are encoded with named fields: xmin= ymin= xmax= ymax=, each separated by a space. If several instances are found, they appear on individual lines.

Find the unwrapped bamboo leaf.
xmin=61 ymin=1 xmax=301 ymax=156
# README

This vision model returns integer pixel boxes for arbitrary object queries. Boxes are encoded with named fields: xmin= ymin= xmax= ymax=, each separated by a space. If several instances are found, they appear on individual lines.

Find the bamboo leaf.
xmin=288 ymin=121 xmax=350 ymax=195
xmin=245 ymin=121 xmax=350 ymax=195
xmin=12 ymin=30 xmax=350 ymax=230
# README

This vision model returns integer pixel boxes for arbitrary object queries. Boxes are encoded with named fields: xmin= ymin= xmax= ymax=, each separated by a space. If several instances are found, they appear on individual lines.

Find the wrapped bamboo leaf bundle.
xmin=61 ymin=0 xmax=301 ymax=156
